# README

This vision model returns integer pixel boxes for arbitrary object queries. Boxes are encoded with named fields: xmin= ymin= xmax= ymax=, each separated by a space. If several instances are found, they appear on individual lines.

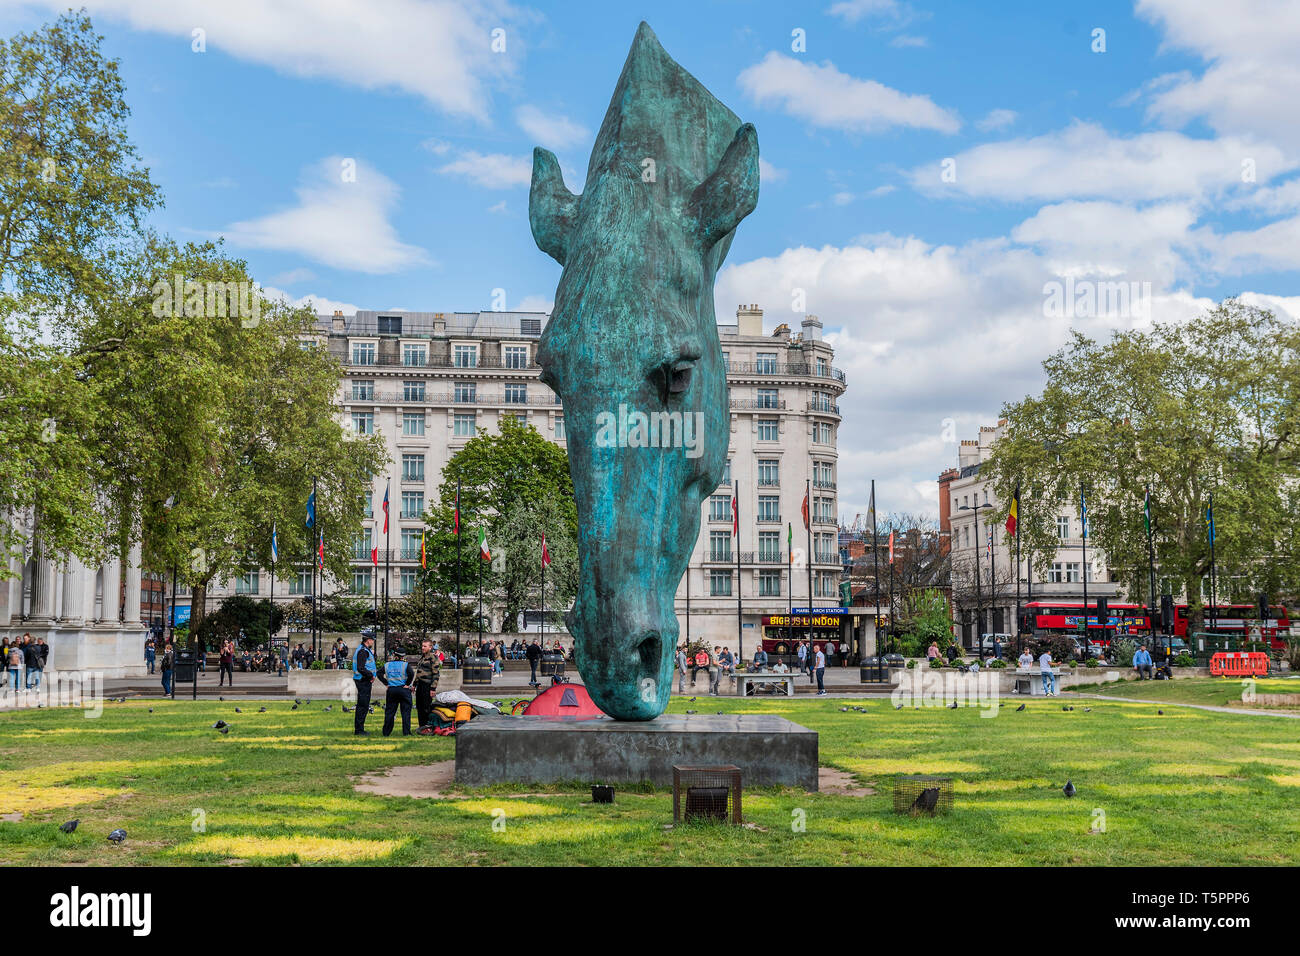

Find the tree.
xmin=195 ymin=595 xmax=284 ymax=649
xmin=982 ymin=300 xmax=1300 ymax=632
xmin=899 ymin=588 xmax=955 ymax=649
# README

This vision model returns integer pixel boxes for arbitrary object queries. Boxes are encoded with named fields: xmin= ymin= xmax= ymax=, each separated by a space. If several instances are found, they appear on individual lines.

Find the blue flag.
xmin=1206 ymin=504 xmax=1215 ymax=544
xmin=1080 ymin=488 xmax=1088 ymax=537
xmin=305 ymin=491 xmax=316 ymax=529
xmin=271 ymin=523 xmax=279 ymax=564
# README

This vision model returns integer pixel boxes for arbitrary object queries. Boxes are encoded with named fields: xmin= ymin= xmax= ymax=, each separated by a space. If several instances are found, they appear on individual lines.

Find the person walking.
xmin=160 ymin=640 xmax=175 ymax=696
xmin=218 ymin=640 xmax=235 ymax=687
xmin=351 ymin=634 xmax=380 ymax=735
xmin=993 ymin=636 xmax=1003 ymax=661
xmin=7 ymin=636 xmax=25 ymax=691
xmin=24 ymin=635 xmax=44 ymax=690
xmin=926 ymin=641 xmax=940 ymax=662
xmin=414 ymin=638 xmax=440 ymax=729
xmin=381 ymin=649 xmax=416 ymax=737
xmin=144 ymin=635 xmax=156 ymax=674
xmin=708 ymin=646 xmax=722 ymax=696
xmin=676 ymin=645 xmax=688 ymax=694
xmin=526 ymin=638 xmax=542 ymax=686
xmin=814 ymin=643 xmax=827 ymax=695
xmin=796 ymin=640 xmax=807 ymax=679
xmin=1039 ymin=646 xmax=1056 ymax=696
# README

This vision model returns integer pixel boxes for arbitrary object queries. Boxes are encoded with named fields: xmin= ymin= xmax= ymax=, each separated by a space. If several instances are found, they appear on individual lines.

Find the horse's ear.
xmin=689 ymin=123 xmax=759 ymax=251
xmin=529 ymin=147 xmax=579 ymax=266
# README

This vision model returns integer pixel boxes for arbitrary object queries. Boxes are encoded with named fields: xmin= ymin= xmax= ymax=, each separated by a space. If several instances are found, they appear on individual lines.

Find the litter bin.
xmin=884 ymin=653 xmax=905 ymax=671
xmin=540 ymin=651 xmax=565 ymax=677
xmin=174 ymin=648 xmax=196 ymax=683
xmin=463 ymin=656 xmax=493 ymax=685
xmin=859 ymin=656 xmax=886 ymax=683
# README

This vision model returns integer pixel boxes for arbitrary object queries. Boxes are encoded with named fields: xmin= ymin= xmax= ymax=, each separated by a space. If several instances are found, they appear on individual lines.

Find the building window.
xmin=403 ymin=412 xmax=425 ymax=436
xmin=756 ymin=352 xmax=777 ymax=374
xmin=235 ymin=571 xmax=259 ymax=595
xmin=555 ymin=416 xmax=565 ymax=439
xmin=814 ymin=461 xmax=834 ymax=488
xmin=1049 ymin=562 xmax=1081 ymax=584
xmin=402 ymin=454 xmax=424 ymax=482
xmin=351 ymin=411 xmax=374 ymax=434
xmin=352 ymin=529 xmax=372 ymax=560
xmin=759 ymin=570 xmax=781 ymax=596
xmin=401 ymin=491 xmax=424 ymax=519
xmin=377 ymin=315 xmax=402 ymax=335
xmin=758 ymin=531 xmax=780 ymax=561
xmin=709 ymin=569 xmax=732 ymax=596
xmin=757 ymin=419 xmax=779 ymax=441
xmin=454 ymin=382 xmax=476 ymax=403
xmin=814 ymin=422 xmax=833 ymax=444
xmin=757 ymin=388 xmax=779 ymax=408
xmin=504 ymin=383 xmax=527 ymax=404
xmin=454 ymin=413 xmax=476 ymax=437
xmin=816 ymin=357 xmax=829 ymax=376
xmin=351 ymin=380 xmax=374 ymax=401
xmin=509 ymin=412 xmax=528 ymax=426
xmin=709 ymin=531 xmax=732 ymax=561
xmin=361 ymin=495 xmax=373 ymax=519
xmin=453 ymin=344 xmax=478 ymax=368
xmin=288 ymin=570 xmax=311 ymax=595
xmin=352 ymin=342 xmax=376 ymax=365
xmin=757 ymin=495 xmax=780 ymax=522
xmin=757 ymin=459 xmax=779 ymax=486
xmin=402 ymin=343 xmax=427 ymax=367
xmin=400 ymin=529 xmax=422 ymax=560
xmin=520 ymin=317 xmax=541 ymax=336
xmin=403 ymin=380 xmax=425 ymax=402
xmin=504 ymin=345 xmax=529 ymax=369
xmin=352 ymin=569 xmax=372 ymax=595
xmin=722 ymin=459 xmax=732 ymax=485
xmin=709 ymin=495 xmax=731 ymax=522
xmin=1057 ymin=515 xmax=1070 ymax=539
xmin=400 ymin=568 xmax=417 ymax=595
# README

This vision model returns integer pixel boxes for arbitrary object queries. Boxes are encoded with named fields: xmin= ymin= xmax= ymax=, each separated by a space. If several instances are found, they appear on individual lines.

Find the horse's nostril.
xmin=637 ymin=634 xmax=661 ymax=674
xmin=669 ymin=365 xmax=691 ymax=393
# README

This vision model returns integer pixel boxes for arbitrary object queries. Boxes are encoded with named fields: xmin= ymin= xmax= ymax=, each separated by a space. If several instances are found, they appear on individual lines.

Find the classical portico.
xmin=0 ymin=533 xmax=148 ymax=679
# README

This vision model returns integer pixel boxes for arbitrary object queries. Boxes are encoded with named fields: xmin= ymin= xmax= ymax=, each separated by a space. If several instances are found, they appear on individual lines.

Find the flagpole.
xmin=888 ymin=532 xmax=895 ymax=653
xmin=455 ymin=479 xmax=462 ymax=668
xmin=804 ymin=479 xmax=813 ymax=662
xmin=1080 ymin=483 xmax=1089 ymax=645
xmin=1208 ymin=491 xmax=1217 ymax=633
xmin=988 ymin=521 xmax=997 ymax=636
xmin=310 ymin=477 xmax=317 ymax=664
xmin=1145 ymin=485 xmax=1159 ymax=655
xmin=477 ymin=525 xmax=484 ymax=648
xmin=735 ymin=480 xmax=742 ymax=663
xmin=384 ymin=479 xmax=390 ymax=650
xmin=786 ymin=522 xmax=793 ymax=655
xmin=871 ymin=480 xmax=881 ymax=655
xmin=540 ymin=533 xmax=546 ymax=648
xmin=1013 ymin=486 xmax=1021 ymax=656
xmin=269 ymin=527 xmax=276 ymax=657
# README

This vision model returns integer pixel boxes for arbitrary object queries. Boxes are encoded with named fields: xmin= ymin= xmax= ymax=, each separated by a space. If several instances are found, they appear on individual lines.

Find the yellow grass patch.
xmin=1148 ymin=762 xmax=1236 ymax=776
xmin=255 ymin=794 xmax=382 ymax=813
xmin=14 ymin=727 xmax=141 ymax=737
xmin=953 ymin=778 xmax=1053 ymax=793
xmin=490 ymin=819 xmax=630 ymax=846
xmin=173 ymin=834 xmax=407 ymax=862
xmin=840 ymin=757 xmax=983 ymax=775
xmin=0 ymin=785 xmax=121 ymax=815
xmin=0 ymin=757 xmax=221 ymax=787
xmin=225 ymin=735 xmax=329 ymax=744
xmin=453 ymin=799 xmax=564 ymax=818
xmin=1268 ymin=774 xmax=1300 ymax=787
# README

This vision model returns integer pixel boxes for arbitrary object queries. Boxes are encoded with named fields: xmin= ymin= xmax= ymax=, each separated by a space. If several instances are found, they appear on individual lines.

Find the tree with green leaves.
xmin=982 ymin=300 xmax=1300 ymax=631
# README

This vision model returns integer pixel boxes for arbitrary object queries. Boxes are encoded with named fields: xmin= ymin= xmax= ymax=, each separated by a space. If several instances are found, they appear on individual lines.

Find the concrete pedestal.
xmin=455 ymin=713 xmax=819 ymax=790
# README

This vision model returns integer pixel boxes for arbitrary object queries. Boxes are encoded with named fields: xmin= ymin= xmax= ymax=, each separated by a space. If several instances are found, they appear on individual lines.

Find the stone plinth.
xmin=455 ymin=713 xmax=818 ymax=790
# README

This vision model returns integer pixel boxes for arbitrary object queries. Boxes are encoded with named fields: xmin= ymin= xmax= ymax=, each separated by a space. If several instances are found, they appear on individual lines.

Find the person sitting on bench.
xmin=1133 ymin=645 xmax=1154 ymax=680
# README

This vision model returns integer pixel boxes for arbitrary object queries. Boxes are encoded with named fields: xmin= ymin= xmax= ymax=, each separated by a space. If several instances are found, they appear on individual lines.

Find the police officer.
xmin=352 ymin=634 xmax=380 ymax=735
xmin=414 ymin=638 xmax=440 ymax=729
xmin=381 ymin=649 xmax=415 ymax=737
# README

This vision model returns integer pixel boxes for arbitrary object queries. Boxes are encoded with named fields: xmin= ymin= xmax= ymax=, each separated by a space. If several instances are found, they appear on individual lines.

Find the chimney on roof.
xmin=801 ymin=313 xmax=822 ymax=342
xmin=331 ymin=310 xmax=345 ymax=332
xmin=736 ymin=303 xmax=763 ymax=337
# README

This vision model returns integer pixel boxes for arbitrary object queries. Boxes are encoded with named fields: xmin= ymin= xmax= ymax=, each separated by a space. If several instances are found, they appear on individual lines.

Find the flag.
xmin=1005 ymin=485 xmax=1019 ymax=536
xmin=478 ymin=525 xmax=490 ymax=561
xmin=787 ymin=522 xmax=793 ymax=552
xmin=420 ymin=529 xmax=427 ymax=569
xmin=1080 ymin=488 xmax=1088 ymax=537
xmin=541 ymin=533 xmax=551 ymax=569
xmin=381 ymin=482 xmax=389 ymax=535
xmin=801 ymin=489 xmax=810 ymax=530
xmin=1143 ymin=487 xmax=1152 ymax=535
xmin=731 ymin=493 xmax=738 ymax=536
xmin=305 ymin=490 xmax=316 ymax=529
xmin=270 ymin=523 xmax=278 ymax=564
xmin=1205 ymin=504 xmax=1215 ymax=544
xmin=866 ymin=485 xmax=876 ymax=528
xmin=454 ymin=487 xmax=460 ymax=536
xmin=370 ymin=536 xmax=378 ymax=567
xmin=888 ymin=530 xmax=895 ymax=564
xmin=317 ymin=528 xmax=324 ymax=568
xmin=987 ymin=528 xmax=992 ymax=561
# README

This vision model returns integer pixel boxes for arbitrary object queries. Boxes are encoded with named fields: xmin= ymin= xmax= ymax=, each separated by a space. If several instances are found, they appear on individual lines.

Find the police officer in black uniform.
xmin=381 ymin=649 xmax=416 ymax=737
xmin=352 ymin=634 xmax=380 ymax=735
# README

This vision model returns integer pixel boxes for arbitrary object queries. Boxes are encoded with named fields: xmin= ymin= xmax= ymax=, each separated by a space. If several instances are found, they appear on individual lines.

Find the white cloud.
xmin=826 ymin=0 xmax=918 ymax=27
xmin=261 ymin=287 xmax=361 ymax=317
xmin=759 ymin=158 xmax=787 ymax=183
xmin=889 ymin=34 xmax=928 ymax=48
xmin=435 ymin=150 xmax=532 ymax=188
xmin=737 ymin=52 xmax=960 ymax=134
xmin=221 ymin=156 xmax=429 ymax=274
xmin=21 ymin=0 xmax=522 ymax=120
xmin=513 ymin=294 xmax=553 ymax=313
xmin=975 ymin=108 xmax=1017 ymax=132
xmin=909 ymin=121 xmax=1292 ymax=202
xmin=268 ymin=267 xmax=317 ymax=286
xmin=515 ymin=105 xmax=589 ymax=150
xmin=487 ymin=200 xmax=508 ymax=215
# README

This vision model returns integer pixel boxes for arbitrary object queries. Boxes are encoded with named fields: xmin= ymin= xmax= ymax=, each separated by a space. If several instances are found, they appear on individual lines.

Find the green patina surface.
xmin=528 ymin=22 xmax=759 ymax=719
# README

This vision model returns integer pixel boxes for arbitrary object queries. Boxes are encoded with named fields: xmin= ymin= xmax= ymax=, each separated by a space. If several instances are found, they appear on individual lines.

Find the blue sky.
xmin=5 ymin=0 xmax=1299 ymax=522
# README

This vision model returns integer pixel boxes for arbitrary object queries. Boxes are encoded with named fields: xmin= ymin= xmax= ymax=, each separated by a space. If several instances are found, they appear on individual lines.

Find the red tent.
xmin=522 ymin=683 xmax=606 ymax=719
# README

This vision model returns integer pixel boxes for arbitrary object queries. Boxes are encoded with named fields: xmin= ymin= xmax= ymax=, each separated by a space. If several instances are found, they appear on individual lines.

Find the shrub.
xmin=906 ymin=659 xmax=916 ymax=669
xmin=1085 ymin=657 xmax=1101 ymax=667
xmin=309 ymin=660 xmax=325 ymax=670
xmin=1111 ymin=638 xmax=1138 ymax=667
xmin=896 ymin=636 xmax=921 ymax=658
xmin=988 ymin=659 xmax=1007 ymax=669
xmin=928 ymin=657 xmax=944 ymax=668
xmin=1174 ymin=653 xmax=1195 ymax=667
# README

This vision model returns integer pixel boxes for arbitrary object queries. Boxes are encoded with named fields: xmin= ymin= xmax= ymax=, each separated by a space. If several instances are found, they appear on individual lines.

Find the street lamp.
xmin=959 ymin=502 xmax=994 ymax=651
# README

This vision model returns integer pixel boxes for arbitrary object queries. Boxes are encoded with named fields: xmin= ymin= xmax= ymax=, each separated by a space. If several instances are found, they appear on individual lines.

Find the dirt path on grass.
xmin=1068 ymin=692 xmax=1300 ymax=719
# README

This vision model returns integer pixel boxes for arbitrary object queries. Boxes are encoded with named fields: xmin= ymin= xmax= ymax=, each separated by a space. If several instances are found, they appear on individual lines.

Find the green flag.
xmin=1143 ymin=488 xmax=1152 ymax=535
xmin=478 ymin=525 xmax=490 ymax=561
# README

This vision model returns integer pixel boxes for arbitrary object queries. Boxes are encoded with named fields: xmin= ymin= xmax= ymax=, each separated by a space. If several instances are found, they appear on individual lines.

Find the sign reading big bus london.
xmin=764 ymin=614 xmax=843 ymax=629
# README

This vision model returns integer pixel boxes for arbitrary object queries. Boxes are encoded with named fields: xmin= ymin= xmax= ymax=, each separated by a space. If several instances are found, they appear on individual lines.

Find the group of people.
xmin=350 ymin=634 xmax=441 ymax=736
xmin=673 ymin=641 xmax=831 ymax=696
xmin=2 ymin=633 xmax=48 ymax=690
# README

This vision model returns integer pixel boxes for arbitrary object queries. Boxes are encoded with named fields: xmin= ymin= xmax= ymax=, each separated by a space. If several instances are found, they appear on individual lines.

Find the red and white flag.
xmin=541 ymin=533 xmax=551 ymax=570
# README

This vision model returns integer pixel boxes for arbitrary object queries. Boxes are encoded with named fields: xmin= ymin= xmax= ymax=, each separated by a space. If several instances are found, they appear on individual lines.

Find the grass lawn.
xmin=1073 ymin=676 xmax=1300 ymax=709
xmin=1 ymin=694 xmax=1297 ymax=866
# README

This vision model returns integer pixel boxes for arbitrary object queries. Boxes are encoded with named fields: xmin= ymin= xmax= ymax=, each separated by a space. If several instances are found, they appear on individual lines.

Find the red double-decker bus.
xmin=1023 ymin=601 xmax=1291 ymax=650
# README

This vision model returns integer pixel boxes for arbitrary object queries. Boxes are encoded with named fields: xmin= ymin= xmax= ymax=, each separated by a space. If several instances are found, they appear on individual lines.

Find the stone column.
xmin=31 ymin=552 xmax=57 ymax=619
xmin=123 ymin=543 xmax=143 ymax=624
xmin=61 ymin=556 xmax=86 ymax=624
xmin=99 ymin=558 xmax=122 ymax=623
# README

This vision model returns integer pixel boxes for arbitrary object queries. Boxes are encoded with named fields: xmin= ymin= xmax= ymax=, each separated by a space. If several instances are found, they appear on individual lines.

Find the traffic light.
xmin=1160 ymin=594 xmax=1174 ymax=634
xmin=1258 ymin=591 xmax=1271 ymax=624
xmin=1095 ymin=597 xmax=1108 ymax=627
xmin=1018 ymin=610 xmax=1034 ymax=634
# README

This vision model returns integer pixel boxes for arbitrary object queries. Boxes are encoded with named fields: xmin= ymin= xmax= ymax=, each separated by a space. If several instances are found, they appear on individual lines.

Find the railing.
xmin=730 ymin=399 xmax=787 ymax=410
xmin=757 ymin=478 xmax=780 ymax=487
xmin=348 ymin=391 xmax=562 ymax=407
xmin=808 ymin=401 xmax=841 ymax=415
xmin=756 ymin=514 xmax=782 ymax=523
xmin=813 ymin=480 xmax=837 ymax=490
xmin=724 ymin=361 xmax=847 ymax=383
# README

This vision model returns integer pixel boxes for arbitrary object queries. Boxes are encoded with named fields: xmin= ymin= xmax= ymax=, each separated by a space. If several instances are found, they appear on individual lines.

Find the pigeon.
xmin=218 ymin=725 xmax=229 ymax=735
xmin=212 ymin=720 xmax=228 ymax=729
xmin=911 ymin=787 xmax=941 ymax=814
xmin=219 ymin=696 xmax=224 ymax=701
xmin=1068 ymin=706 xmax=1075 ymax=711
xmin=1157 ymin=710 xmax=1164 ymax=715
xmin=324 ymin=705 xmax=332 ymax=712
xmin=839 ymin=707 xmax=849 ymax=712
xmin=1084 ymin=707 xmax=1092 ymax=713
xmin=148 ymin=709 xmax=153 ymax=714
xmin=342 ymin=705 xmax=351 ymax=713
xmin=295 ymin=699 xmax=302 ymax=706
xmin=685 ymin=710 xmax=697 ymax=715
xmin=894 ymin=703 xmax=903 ymax=710
xmin=949 ymin=701 xmax=958 ymax=710
xmin=234 ymin=708 xmax=242 ymax=713
xmin=1062 ymin=705 xmax=1070 ymax=712
xmin=107 ymin=829 xmax=127 ymax=844
xmin=291 ymin=704 xmax=298 ymax=710
xmin=258 ymin=707 xmax=266 ymax=713
xmin=1015 ymin=703 xmax=1025 ymax=712
xmin=1063 ymin=780 xmax=1076 ymax=798
xmin=689 ymin=697 xmax=697 ymax=703
xmin=58 ymin=820 xmax=78 ymax=833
